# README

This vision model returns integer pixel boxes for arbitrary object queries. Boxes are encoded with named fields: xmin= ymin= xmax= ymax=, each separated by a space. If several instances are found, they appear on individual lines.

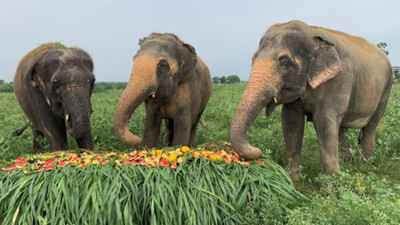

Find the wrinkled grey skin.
xmin=230 ymin=20 xmax=393 ymax=179
xmin=114 ymin=33 xmax=212 ymax=148
xmin=13 ymin=44 xmax=96 ymax=151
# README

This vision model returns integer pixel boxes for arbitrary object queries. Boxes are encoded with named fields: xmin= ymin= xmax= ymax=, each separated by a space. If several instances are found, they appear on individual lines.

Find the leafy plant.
xmin=0 ymin=150 xmax=306 ymax=224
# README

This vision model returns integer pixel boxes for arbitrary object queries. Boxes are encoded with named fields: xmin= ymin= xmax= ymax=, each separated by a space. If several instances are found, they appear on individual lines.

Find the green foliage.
xmin=0 ymin=83 xmax=13 ymax=93
xmin=226 ymin=75 xmax=240 ymax=84
xmin=0 ymin=157 xmax=306 ymax=224
xmin=212 ymin=76 xmax=220 ymax=84
xmin=213 ymin=75 xmax=241 ymax=84
xmin=93 ymin=82 xmax=127 ymax=93
xmin=220 ymin=76 xmax=226 ymax=84
xmin=243 ymin=196 xmax=288 ymax=225
xmin=286 ymin=172 xmax=400 ymax=224
xmin=377 ymin=42 xmax=389 ymax=55
xmin=34 ymin=42 xmax=67 ymax=54
xmin=138 ymin=37 xmax=147 ymax=46
xmin=1 ymin=83 xmax=400 ymax=224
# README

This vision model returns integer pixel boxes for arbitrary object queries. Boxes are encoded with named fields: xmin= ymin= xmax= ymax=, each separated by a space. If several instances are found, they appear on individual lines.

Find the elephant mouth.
xmin=265 ymin=96 xmax=278 ymax=117
xmin=149 ymin=90 xmax=172 ymax=104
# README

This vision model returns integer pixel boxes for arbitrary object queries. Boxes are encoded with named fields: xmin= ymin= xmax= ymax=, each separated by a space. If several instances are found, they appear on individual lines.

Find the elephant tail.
xmin=12 ymin=122 xmax=30 ymax=136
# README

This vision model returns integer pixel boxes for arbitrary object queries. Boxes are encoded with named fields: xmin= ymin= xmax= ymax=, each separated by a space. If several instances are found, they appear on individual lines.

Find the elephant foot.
xmin=233 ymin=144 xmax=263 ymax=161
xmin=340 ymin=149 xmax=354 ymax=162
xmin=289 ymin=171 xmax=302 ymax=181
xmin=361 ymin=147 xmax=374 ymax=160
xmin=286 ymin=166 xmax=303 ymax=181
xmin=285 ymin=156 xmax=302 ymax=181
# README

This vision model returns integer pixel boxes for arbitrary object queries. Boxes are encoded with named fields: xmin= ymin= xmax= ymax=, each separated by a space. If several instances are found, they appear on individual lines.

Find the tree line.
xmin=212 ymin=75 xmax=241 ymax=84
xmin=0 ymin=78 xmax=244 ymax=93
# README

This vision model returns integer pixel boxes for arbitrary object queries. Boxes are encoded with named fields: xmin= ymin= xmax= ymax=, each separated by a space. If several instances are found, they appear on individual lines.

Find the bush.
xmin=0 ymin=83 xmax=13 ymax=93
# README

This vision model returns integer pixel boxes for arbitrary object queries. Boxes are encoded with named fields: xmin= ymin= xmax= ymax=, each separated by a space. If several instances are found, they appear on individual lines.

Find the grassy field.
xmin=1 ymin=83 xmax=400 ymax=224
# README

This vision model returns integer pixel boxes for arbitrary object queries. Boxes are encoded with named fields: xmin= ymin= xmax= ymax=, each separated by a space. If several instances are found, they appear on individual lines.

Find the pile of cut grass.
xmin=0 ymin=153 xmax=306 ymax=225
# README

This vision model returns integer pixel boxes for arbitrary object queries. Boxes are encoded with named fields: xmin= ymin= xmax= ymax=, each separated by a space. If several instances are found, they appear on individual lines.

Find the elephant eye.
xmin=157 ymin=60 xmax=170 ymax=74
xmin=278 ymin=55 xmax=293 ymax=68
xmin=52 ymin=79 xmax=60 ymax=89
xmin=88 ymin=76 xmax=96 ymax=85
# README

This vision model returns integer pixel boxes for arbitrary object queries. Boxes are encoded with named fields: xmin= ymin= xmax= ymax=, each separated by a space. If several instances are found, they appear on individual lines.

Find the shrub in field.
xmin=0 ymin=83 xmax=13 ymax=93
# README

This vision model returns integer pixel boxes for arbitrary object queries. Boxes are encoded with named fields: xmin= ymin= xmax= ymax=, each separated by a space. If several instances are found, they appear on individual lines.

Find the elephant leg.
xmin=143 ymin=110 xmax=162 ymax=149
xmin=313 ymin=112 xmax=341 ymax=175
xmin=339 ymin=127 xmax=353 ymax=161
xmin=189 ymin=110 xmax=205 ymax=147
xmin=32 ymin=128 xmax=44 ymax=153
xmin=163 ymin=119 xmax=174 ymax=146
xmin=360 ymin=95 xmax=390 ymax=159
xmin=282 ymin=104 xmax=305 ymax=181
xmin=173 ymin=115 xmax=191 ymax=146
xmin=44 ymin=128 xmax=68 ymax=151
xmin=360 ymin=126 xmax=376 ymax=159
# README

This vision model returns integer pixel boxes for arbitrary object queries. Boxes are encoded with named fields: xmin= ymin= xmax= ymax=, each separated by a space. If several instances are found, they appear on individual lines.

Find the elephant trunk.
xmin=63 ymin=85 xmax=94 ymax=149
xmin=114 ymin=54 xmax=159 ymax=146
xmin=230 ymin=58 xmax=281 ymax=160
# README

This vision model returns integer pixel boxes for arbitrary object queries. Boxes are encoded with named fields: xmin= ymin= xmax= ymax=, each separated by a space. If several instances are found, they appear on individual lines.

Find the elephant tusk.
xmin=65 ymin=114 xmax=69 ymax=122
xmin=91 ymin=113 xmax=93 ymax=118
xmin=274 ymin=97 xmax=278 ymax=103
xmin=152 ymin=94 xmax=156 ymax=98
xmin=46 ymin=97 xmax=51 ymax=107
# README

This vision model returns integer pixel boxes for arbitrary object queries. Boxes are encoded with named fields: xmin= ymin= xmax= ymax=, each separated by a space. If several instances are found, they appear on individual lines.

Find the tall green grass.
xmin=0 ymin=157 xmax=306 ymax=224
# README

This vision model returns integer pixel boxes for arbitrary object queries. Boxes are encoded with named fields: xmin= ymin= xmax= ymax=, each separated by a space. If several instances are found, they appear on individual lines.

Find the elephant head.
xmin=28 ymin=45 xmax=96 ymax=149
xmin=230 ymin=21 xmax=342 ymax=160
xmin=114 ymin=33 xmax=197 ymax=146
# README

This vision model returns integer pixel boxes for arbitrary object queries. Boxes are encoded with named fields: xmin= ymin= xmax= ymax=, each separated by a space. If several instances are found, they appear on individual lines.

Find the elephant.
xmin=114 ymin=33 xmax=212 ymax=148
xmin=230 ymin=20 xmax=393 ymax=179
xmin=13 ymin=43 xmax=96 ymax=151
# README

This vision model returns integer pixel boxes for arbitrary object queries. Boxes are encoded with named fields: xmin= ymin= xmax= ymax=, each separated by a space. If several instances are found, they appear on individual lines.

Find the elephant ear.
xmin=29 ymin=61 xmax=49 ymax=90
xmin=178 ymin=43 xmax=197 ymax=84
xmin=307 ymin=36 xmax=342 ymax=89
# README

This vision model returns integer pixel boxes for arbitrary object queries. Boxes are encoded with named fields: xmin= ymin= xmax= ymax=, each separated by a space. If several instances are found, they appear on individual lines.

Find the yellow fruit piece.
xmin=139 ymin=151 xmax=148 ymax=156
xmin=104 ymin=152 xmax=116 ymax=159
xmin=155 ymin=150 xmax=163 ymax=155
xmin=210 ymin=155 xmax=222 ymax=161
xmin=192 ymin=151 xmax=201 ymax=157
xmin=177 ymin=157 xmax=185 ymax=163
xmin=168 ymin=154 xmax=177 ymax=162
xmin=181 ymin=146 xmax=190 ymax=154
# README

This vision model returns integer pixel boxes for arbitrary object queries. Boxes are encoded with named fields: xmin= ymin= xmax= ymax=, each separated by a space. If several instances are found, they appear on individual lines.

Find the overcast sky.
xmin=1 ymin=0 xmax=399 ymax=82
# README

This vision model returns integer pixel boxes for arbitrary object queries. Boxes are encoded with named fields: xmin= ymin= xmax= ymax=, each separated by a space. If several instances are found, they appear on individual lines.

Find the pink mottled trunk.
xmin=230 ymin=59 xmax=281 ymax=160
xmin=114 ymin=54 xmax=159 ymax=146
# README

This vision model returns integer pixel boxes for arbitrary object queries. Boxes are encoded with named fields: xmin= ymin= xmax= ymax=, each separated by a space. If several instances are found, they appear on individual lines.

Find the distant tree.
xmin=226 ymin=75 xmax=240 ymax=84
xmin=377 ymin=42 xmax=389 ymax=55
xmin=138 ymin=37 xmax=147 ymax=46
xmin=212 ymin=76 xmax=220 ymax=84
xmin=220 ymin=76 xmax=227 ymax=84
xmin=0 ymin=83 xmax=13 ymax=92
xmin=0 ymin=79 xmax=4 ymax=84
